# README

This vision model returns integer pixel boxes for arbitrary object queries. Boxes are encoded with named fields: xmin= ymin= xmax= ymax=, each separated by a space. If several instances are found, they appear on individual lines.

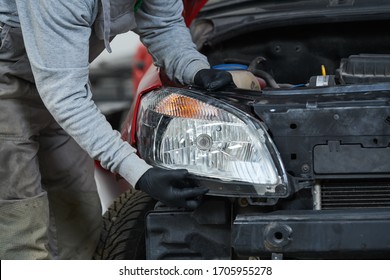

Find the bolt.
xmin=301 ymin=164 xmax=310 ymax=173
xmin=238 ymin=198 xmax=249 ymax=208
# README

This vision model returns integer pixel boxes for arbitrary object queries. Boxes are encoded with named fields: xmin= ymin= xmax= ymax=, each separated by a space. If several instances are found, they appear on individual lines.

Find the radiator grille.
xmin=321 ymin=182 xmax=390 ymax=209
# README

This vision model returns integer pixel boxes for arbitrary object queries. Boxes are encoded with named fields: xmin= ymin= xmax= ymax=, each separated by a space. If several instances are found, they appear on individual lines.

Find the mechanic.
xmin=0 ymin=0 xmax=233 ymax=260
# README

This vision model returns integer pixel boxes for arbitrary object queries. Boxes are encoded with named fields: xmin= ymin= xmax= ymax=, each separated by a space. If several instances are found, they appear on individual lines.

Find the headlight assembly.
xmin=136 ymin=87 xmax=288 ymax=198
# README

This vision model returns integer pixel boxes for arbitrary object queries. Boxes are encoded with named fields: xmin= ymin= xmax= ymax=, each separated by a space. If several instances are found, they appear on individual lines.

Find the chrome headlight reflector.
xmin=136 ymin=88 xmax=288 ymax=197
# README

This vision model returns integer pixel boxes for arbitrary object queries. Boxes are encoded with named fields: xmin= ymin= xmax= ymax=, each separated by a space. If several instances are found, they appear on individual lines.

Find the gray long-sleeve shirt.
xmin=0 ymin=0 xmax=210 ymax=186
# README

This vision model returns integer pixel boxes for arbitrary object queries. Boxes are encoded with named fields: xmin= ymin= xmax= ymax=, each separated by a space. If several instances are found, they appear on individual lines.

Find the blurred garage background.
xmin=90 ymin=31 xmax=143 ymax=131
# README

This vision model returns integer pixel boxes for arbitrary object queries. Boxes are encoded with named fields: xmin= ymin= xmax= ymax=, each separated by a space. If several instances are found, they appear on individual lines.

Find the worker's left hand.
xmin=135 ymin=167 xmax=209 ymax=210
xmin=193 ymin=69 xmax=234 ymax=91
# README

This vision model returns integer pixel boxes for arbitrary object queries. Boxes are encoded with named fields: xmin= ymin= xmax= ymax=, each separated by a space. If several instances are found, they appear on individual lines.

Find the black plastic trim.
xmin=233 ymin=209 xmax=390 ymax=259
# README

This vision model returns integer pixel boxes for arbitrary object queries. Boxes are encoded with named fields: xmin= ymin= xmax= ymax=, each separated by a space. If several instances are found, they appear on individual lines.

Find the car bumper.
xmin=146 ymin=202 xmax=390 ymax=259
xmin=233 ymin=209 xmax=390 ymax=259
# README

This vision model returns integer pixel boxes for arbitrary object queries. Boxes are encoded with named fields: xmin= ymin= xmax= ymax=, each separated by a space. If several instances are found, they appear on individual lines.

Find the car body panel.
xmin=120 ymin=0 xmax=390 ymax=259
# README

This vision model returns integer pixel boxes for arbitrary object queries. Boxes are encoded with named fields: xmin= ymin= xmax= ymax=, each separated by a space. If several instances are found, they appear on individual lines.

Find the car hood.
xmin=182 ymin=0 xmax=208 ymax=26
xmin=190 ymin=0 xmax=390 ymax=47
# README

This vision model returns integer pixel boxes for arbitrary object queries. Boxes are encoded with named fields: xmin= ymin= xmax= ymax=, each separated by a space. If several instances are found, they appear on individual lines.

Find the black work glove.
xmin=194 ymin=69 xmax=234 ymax=91
xmin=135 ymin=167 xmax=209 ymax=210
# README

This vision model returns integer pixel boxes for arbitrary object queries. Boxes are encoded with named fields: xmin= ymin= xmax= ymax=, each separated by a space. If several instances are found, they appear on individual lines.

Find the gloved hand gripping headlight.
xmin=135 ymin=88 xmax=288 ymax=198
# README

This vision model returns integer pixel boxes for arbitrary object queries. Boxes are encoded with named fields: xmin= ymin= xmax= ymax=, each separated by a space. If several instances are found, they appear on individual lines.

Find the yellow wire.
xmin=321 ymin=65 xmax=327 ymax=76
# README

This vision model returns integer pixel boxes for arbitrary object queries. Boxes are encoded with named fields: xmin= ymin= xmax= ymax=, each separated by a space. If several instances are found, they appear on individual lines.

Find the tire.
xmin=93 ymin=189 xmax=156 ymax=259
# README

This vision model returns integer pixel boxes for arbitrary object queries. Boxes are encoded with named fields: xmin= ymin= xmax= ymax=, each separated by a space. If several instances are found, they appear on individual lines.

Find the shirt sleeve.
xmin=14 ymin=0 xmax=152 ymax=186
xmin=134 ymin=0 xmax=210 ymax=85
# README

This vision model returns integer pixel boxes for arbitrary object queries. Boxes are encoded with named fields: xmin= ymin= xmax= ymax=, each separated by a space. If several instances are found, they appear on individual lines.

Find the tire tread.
xmin=93 ymin=189 xmax=156 ymax=259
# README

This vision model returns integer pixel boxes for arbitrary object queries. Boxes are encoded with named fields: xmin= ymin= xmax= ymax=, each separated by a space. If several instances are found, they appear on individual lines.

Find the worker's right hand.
xmin=135 ymin=167 xmax=209 ymax=210
xmin=193 ymin=68 xmax=234 ymax=91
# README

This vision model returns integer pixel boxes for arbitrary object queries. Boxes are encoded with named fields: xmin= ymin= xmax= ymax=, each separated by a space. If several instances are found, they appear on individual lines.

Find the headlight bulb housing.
xmin=135 ymin=88 xmax=289 ymax=198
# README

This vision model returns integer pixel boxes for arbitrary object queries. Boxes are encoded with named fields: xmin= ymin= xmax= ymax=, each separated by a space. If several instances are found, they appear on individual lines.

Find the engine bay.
xmin=196 ymin=20 xmax=390 ymax=89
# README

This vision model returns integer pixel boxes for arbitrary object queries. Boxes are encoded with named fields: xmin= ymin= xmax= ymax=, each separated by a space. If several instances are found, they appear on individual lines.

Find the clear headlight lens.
xmin=136 ymin=88 xmax=288 ymax=197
